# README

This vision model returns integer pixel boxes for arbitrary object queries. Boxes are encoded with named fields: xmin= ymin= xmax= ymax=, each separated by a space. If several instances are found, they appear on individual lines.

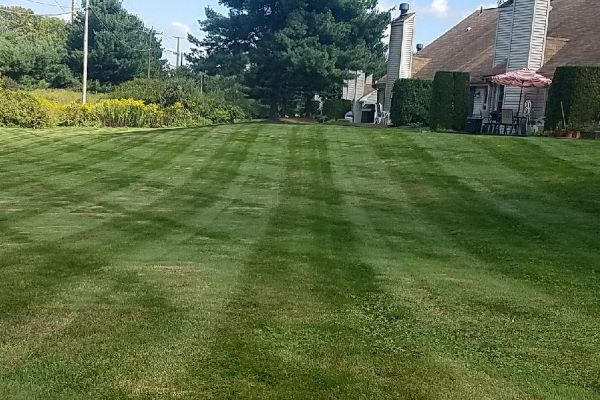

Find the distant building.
xmin=373 ymin=0 xmax=599 ymax=123
xmin=341 ymin=71 xmax=376 ymax=123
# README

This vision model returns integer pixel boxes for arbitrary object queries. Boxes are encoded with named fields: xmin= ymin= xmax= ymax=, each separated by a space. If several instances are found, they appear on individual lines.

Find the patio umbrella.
xmin=491 ymin=68 xmax=552 ymax=114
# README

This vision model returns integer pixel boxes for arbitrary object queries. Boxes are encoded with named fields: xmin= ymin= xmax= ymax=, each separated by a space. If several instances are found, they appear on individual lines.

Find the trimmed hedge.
xmin=430 ymin=71 xmax=470 ymax=131
xmin=390 ymin=78 xmax=432 ymax=126
xmin=546 ymin=66 xmax=600 ymax=131
xmin=453 ymin=72 xmax=470 ymax=131
xmin=322 ymin=98 xmax=352 ymax=120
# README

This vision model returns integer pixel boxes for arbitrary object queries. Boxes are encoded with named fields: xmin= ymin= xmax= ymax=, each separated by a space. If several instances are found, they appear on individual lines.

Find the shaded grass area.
xmin=0 ymin=125 xmax=599 ymax=399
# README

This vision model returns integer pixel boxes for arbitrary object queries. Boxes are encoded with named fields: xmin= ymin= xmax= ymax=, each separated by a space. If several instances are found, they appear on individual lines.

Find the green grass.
xmin=0 ymin=124 xmax=599 ymax=399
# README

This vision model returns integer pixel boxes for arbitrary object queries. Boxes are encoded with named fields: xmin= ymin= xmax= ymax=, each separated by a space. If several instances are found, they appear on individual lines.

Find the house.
xmin=373 ymin=0 xmax=599 ymax=124
xmin=341 ymin=71 xmax=377 ymax=123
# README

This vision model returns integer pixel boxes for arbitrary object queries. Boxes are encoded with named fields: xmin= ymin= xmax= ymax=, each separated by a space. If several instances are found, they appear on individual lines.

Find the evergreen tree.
xmin=0 ymin=6 xmax=74 ymax=87
xmin=188 ymin=0 xmax=390 ymax=119
xmin=67 ymin=0 xmax=165 ymax=86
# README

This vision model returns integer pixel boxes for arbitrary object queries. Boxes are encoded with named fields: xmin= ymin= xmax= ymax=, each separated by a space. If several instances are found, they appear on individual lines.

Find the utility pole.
xmin=173 ymin=36 xmax=183 ymax=68
xmin=147 ymin=27 xmax=153 ymax=79
xmin=71 ymin=0 xmax=76 ymax=23
xmin=82 ymin=0 xmax=89 ymax=104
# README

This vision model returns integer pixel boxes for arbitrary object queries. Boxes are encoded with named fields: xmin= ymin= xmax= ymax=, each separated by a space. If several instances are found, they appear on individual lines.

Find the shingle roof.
xmin=412 ymin=7 xmax=497 ymax=83
xmin=379 ymin=0 xmax=599 ymax=85
xmin=540 ymin=0 xmax=600 ymax=75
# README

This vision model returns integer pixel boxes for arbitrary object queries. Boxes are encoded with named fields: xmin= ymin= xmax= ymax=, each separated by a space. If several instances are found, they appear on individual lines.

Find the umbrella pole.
xmin=518 ymin=86 xmax=524 ymax=115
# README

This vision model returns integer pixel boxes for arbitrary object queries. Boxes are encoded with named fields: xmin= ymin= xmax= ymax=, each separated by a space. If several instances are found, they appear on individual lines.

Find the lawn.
xmin=0 ymin=123 xmax=599 ymax=399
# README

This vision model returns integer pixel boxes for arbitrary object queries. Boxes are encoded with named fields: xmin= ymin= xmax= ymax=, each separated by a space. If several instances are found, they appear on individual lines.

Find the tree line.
xmin=1 ymin=0 xmax=391 ymax=119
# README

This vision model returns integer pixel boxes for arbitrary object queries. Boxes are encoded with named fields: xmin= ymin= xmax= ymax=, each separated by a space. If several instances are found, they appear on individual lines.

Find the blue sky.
xmin=4 ymin=0 xmax=498 ymax=65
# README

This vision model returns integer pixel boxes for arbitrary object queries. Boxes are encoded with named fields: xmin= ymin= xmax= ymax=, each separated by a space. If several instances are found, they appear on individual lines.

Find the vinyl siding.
xmin=529 ymin=0 xmax=551 ymax=69
xmin=493 ymin=4 xmax=514 ymax=67
xmin=498 ymin=0 xmax=551 ymax=113
xmin=507 ymin=0 xmax=535 ymax=70
xmin=384 ymin=14 xmax=415 ymax=112
xmin=400 ymin=17 xmax=415 ymax=79
xmin=341 ymin=71 xmax=366 ymax=102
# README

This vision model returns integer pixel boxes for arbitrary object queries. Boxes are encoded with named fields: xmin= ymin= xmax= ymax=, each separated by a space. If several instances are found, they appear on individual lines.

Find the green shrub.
xmin=1 ymin=75 xmax=18 ymax=90
xmin=94 ymin=99 xmax=162 ymax=128
xmin=62 ymin=102 xmax=98 ymax=126
xmin=546 ymin=66 xmax=600 ymax=131
xmin=111 ymin=77 xmax=201 ymax=108
xmin=29 ymin=88 xmax=104 ymax=104
xmin=0 ymin=89 xmax=53 ymax=128
xmin=390 ymin=78 xmax=432 ymax=126
xmin=452 ymin=72 xmax=470 ymax=131
xmin=111 ymin=78 xmax=167 ymax=106
xmin=187 ymin=94 xmax=247 ymax=124
xmin=430 ymin=71 xmax=470 ymax=131
xmin=322 ymin=98 xmax=352 ymax=120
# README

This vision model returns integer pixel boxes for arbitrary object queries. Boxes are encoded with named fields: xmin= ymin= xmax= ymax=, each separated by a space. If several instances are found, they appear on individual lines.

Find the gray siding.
xmin=341 ymin=71 xmax=366 ymax=102
xmin=384 ymin=14 xmax=415 ymax=112
xmin=494 ymin=0 xmax=551 ymax=114
xmin=528 ymin=0 xmax=551 ymax=69
xmin=493 ymin=4 xmax=514 ymax=67
xmin=507 ymin=0 xmax=535 ymax=70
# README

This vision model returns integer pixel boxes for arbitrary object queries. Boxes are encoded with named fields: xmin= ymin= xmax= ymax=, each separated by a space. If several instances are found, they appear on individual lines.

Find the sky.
xmin=3 ymin=0 xmax=498 ymax=66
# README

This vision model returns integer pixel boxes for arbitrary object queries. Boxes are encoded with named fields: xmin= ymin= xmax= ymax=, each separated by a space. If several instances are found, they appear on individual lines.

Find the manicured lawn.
xmin=1 ymin=124 xmax=599 ymax=399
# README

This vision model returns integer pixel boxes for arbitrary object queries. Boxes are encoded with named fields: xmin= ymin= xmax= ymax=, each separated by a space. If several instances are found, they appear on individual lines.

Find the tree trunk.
xmin=269 ymin=84 xmax=282 ymax=121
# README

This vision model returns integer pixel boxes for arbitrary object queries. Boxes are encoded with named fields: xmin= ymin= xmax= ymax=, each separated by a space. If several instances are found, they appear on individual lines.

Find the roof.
xmin=540 ymin=0 xmax=600 ymax=75
xmin=412 ymin=7 xmax=498 ymax=83
xmin=358 ymin=90 xmax=378 ymax=105
xmin=378 ymin=0 xmax=600 ymax=85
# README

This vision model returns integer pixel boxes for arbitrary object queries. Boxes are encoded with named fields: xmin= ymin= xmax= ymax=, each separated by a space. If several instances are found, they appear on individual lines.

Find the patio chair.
xmin=374 ymin=104 xmax=386 ymax=125
xmin=480 ymin=110 xmax=493 ymax=134
xmin=500 ymin=109 xmax=516 ymax=135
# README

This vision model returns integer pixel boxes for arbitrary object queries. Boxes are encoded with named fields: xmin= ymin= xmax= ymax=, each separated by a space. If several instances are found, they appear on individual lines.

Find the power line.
xmin=51 ymin=0 xmax=69 ymax=13
xmin=21 ymin=0 xmax=67 ymax=8
xmin=0 ymin=8 xmax=70 ymax=16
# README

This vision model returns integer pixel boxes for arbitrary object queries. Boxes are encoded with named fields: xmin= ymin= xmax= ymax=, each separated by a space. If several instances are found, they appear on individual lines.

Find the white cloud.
xmin=171 ymin=21 xmax=192 ymax=36
xmin=426 ymin=0 xmax=449 ymax=18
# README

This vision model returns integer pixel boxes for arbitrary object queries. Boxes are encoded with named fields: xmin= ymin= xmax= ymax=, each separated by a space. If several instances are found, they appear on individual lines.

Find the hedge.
xmin=430 ymin=71 xmax=470 ymax=131
xmin=546 ymin=66 xmax=600 ymax=131
xmin=322 ymin=98 xmax=352 ymax=120
xmin=390 ymin=78 xmax=432 ymax=126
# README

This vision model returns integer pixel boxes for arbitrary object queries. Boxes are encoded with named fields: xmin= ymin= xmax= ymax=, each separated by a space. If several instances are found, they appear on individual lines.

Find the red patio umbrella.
xmin=491 ymin=68 xmax=552 ymax=114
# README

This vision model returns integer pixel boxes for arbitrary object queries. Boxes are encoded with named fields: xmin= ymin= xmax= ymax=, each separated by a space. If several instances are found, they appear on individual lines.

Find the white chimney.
xmin=383 ymin=3 xmax=416 ymax=113
xmin=493 ymin=0 xmax=551 ymax=114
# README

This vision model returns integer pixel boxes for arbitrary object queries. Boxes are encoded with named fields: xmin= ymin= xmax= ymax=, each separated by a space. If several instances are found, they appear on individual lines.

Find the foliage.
xmin=191 ymin=1 xmax=390 ymax=119
xmin=430 ymin=71 xmax=470 ymax=131
xmin=1 ymin=74 xmax=18 ymax=90
xmin=187 ymin=93 xmax=247 ymax=124
xmin=546 ymin=66 xmax=600 ymax=131
xmin=0 ymin=89 xmax=52 ymax=128
xmin=62 ymin=102 xmax=98 ymax=126
xmin=111 ymin=76 xmax=259 ymax=121
xmin=29 ymin=88 xmax=104 ymax=104
xmin=322 ymin=98 xmax=352 ymax=120
xmin=390 ymin=79 xmax=432 ymax=126
xmin=0 ymin=7 xmax=75 ymax=88
xmin=111 ymin=77 xmax=201 ymax=107
xmin=67 ymin=0 xmax=164 ymax=85
xmin=91 ymin=99 xmax=162 ymax=128
xmin=452 ymin=72 xmax=470 ymax=131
